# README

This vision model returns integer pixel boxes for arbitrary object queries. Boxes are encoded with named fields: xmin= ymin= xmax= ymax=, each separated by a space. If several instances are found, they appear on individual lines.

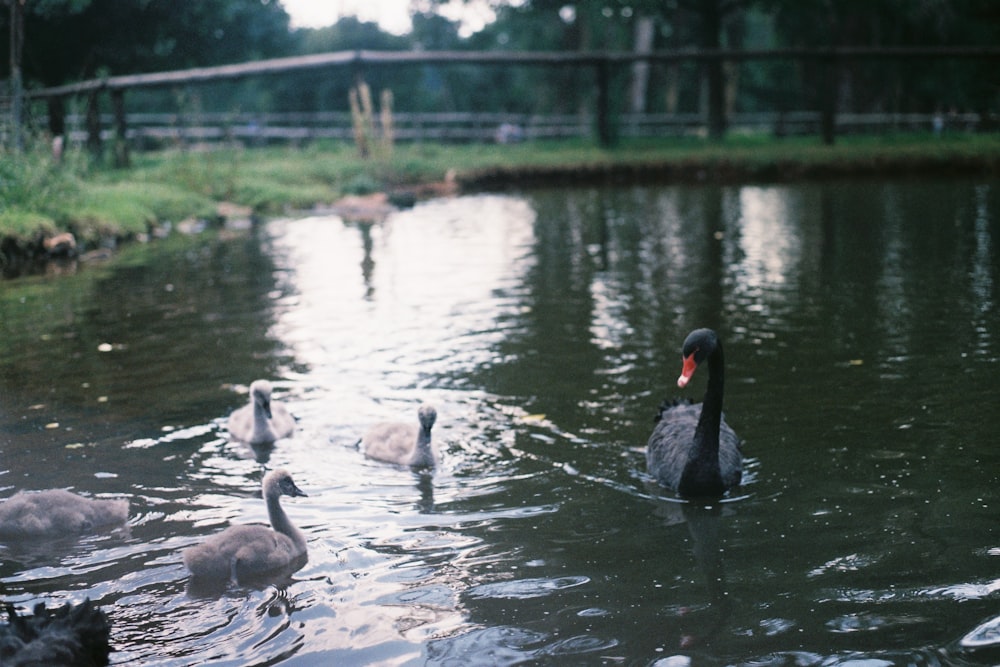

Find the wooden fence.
xmin=57 ymin=109 xmax=980 ymax=148
xmin=11 ymin=47 xmax=1000 ymax=163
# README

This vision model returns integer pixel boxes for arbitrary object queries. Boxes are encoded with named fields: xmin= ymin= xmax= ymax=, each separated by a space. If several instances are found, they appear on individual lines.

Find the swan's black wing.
xmin=717 ymin=414 xmax=744 ymax=490
xmin=646 ymin=400 xmax=702 ymax=491
xmin=646 ymin=399 xmax=744 ymax=493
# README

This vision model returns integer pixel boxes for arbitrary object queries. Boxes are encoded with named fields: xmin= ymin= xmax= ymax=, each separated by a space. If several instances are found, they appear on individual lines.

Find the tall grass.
xmin=0 ymin=141 xmax=82 ymax=239
xmin=2 ymin=132 xmax=998 ymax=249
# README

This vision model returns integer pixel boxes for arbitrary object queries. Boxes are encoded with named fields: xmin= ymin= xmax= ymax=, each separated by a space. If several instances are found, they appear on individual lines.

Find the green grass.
xmin=0 ymin=208 xmax=59 ymax=240
xmin=68 ymin=182 xmax=217 ymax=242
xmin=2 ymin=132 xmax=998 ymax=252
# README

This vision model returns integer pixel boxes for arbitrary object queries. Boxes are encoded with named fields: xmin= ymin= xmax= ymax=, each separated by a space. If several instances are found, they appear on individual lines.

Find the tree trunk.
xmin=628 ymin=16 xmax=655 ymax=113
xmin=86 ymin=91 xmax=103 ymax=159
xmin=9 ymin=0 xmax=24 ymax=152
xmin=112 ymin=89 xmax=130 ymax=168
xmin=701 ymin=0 xmax=726 ymax=140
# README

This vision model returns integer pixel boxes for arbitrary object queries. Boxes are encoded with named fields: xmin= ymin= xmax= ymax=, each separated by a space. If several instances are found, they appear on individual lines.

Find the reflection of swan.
xmin=0 ymin=489 xmax=128 ymax=538
xmin=362 ymin=405 xmax=437 ymax=469
xmin=648 ymin=497 xmax=732 ymax=650
xmin=183 ymin=469 xmax=308 ymax=582
xmin=646 ymin=329 xmax=743 ymax=497
xmin=679 ymin=502 xmax=731 ymax=648
xmin=227 ymin=379 xmax=295 ymax=445
xmin=416 ymin=472 xmax=435 ymax=513
xmin=0 ymin=598 xmax=111 ymax=666
xmin=349 ymin=221 xmax=376 ymax=300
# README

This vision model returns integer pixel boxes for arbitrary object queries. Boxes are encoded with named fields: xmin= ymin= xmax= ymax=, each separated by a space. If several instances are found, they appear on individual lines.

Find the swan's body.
xmin=183 ymin=469 xmax=308 ymax=581
xmin=227 ymin=380 xmax=294 ymax=445
xmin=646 ymin=329 xmax=743 ymax=497
xmin=0 ymin=490 xmax=128 ymax=538
xmin=0 ymin=598 xmax=111 ymax=667
xmin=362 ymin=405 xmax=437 ymax=469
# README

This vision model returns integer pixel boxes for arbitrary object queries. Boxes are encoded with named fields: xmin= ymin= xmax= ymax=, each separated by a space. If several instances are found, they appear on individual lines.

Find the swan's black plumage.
xmin=646 ymin=329 xmax=743 ymax=497
xmin=0 ymin=598 xmax=111 ymax=666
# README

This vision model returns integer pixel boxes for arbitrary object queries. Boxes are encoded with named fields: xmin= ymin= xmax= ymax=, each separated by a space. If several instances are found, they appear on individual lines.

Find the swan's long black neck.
xmin=694 ymin=340 xmax=725 ymax=452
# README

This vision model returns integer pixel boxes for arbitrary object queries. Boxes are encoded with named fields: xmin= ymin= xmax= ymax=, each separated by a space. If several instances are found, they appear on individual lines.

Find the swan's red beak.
xmin=677 ymin=353 xmax=698 ymax=388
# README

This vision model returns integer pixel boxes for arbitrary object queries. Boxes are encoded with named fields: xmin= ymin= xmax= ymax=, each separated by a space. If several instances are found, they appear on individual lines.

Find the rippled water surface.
xmin=1 ymin=179 xmax=999 ymax=666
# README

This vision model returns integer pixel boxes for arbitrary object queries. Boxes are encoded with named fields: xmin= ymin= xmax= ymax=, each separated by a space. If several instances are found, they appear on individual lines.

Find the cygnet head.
xmin=418 ymin=405 xmax=437 ymax=431
xmin=250 ymin=379 xmax=274 ymax=418
xmin=264 ymin=468 xmax=307 ymax=500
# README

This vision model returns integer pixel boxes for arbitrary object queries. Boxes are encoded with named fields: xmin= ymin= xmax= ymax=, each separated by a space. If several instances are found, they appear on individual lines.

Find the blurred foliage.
xmin=1 ymin=1 xmax=995 ymax=268
xmin=0 ymin=0 xmax=996 ymax=119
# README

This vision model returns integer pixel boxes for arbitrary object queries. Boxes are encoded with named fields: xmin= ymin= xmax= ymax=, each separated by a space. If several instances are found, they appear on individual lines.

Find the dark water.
xmin=1 ymin=179 xmax=999 ymax=666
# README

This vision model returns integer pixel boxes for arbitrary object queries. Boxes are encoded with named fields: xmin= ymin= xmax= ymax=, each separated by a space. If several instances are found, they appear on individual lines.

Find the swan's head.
xmin=418 ymin=404 xmax=437 ymax=431
xmin=263 ymin=468 xmax=307 ymax=499
xmin=250 ymin=379 xmax=274 ymax=418
xmin=677 ymin=328 xmax=719 ymax=388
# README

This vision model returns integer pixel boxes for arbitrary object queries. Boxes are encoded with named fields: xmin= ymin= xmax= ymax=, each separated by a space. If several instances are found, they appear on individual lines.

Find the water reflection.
xmin=0 ymin=179 xmax=998 ymax=665
xmin=648 ymin=498 xmax=733 ymax=651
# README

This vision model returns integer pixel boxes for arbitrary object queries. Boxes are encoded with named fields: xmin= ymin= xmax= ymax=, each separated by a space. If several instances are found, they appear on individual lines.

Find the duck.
xmin=0 ymin=598 xmax=111 ymax=666
xmin=227 ymin=379 xmax=295 ymax=445
xmin=182 ymin=469 xmax=308 ymax=582
xmin=0 ymin=489 xmax=128 ymax=538
xmin=646 ymin=328 xmax=743 ymax=498
xmin=361 ymin=404 xmax=437 ymax=469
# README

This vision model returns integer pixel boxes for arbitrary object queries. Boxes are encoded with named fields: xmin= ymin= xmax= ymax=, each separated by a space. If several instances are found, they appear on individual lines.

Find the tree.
xmin=1 ymin=0 xmax=293 ymax=86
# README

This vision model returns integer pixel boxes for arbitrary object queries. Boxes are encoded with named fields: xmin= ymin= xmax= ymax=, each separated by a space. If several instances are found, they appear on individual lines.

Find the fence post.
xmin=596 ymin=58 xmax=612 ymax=147
xmin=8 ymin=0 xmax=25 ymax=151
xmin=707 ymin=52 xmax=727 ymax=140
xmin=111 ymin=88 xmax=129 ymax=167
xmin=820 ymin=52 xmax=838 ymax=145
xmin=46 ymin=95 xmax=66 ymax=157
xmin=86 ymin=90 xmax=102 ymax=159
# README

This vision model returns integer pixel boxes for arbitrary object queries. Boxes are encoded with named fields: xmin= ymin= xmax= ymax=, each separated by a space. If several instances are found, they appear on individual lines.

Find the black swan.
xmin=646 ymin=328 xmax=743 ymax=497
xmin=361 ymin=404 xmax=437 ymax=469
xmin=227 ymin=379 xmax=295 ymax=445
xmin=0 ymin=598 xmax=111 ymax=666
xmin=0 ymin=490 xmax=128 ymax=538
xmin=182 ymin=469 xmax=308 ymax=581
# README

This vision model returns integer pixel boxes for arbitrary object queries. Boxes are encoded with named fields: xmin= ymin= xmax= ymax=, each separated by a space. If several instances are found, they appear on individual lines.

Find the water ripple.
xmin=465 ymin=575 xmax=590 ymax=600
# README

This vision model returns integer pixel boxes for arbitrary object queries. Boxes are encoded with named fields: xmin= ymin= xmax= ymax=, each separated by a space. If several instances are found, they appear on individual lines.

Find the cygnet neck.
xmin=263 ymin=479 xmax=304 ymax=548
xmin=408 ymin=424 xmax=435 ymax=467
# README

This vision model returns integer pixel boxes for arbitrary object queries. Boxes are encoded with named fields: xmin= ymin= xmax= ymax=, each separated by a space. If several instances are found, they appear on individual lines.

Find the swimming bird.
xmin=227 ymin=379 xmax=295 ymax=445
xmin=182 ymin=469 xmax=308 ymax=582
xmin=361 ymin=404 xmax=437 ymax=469
xmin=0 ymin=598 xmax=111 ymax=666
xmin=646 ymin=328 xmax=743 ymax=497
xmin=0 ymin=490 xmax=128 ymax=538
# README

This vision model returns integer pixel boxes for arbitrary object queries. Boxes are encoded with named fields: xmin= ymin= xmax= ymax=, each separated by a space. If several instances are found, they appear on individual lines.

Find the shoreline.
xmin=3 ymin=139 xmax=999 ymax=278
xmin=455 ymin=151 xmax=999 ymax=189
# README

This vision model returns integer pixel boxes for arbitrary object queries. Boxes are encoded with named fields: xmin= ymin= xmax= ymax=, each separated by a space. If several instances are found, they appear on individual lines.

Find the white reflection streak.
xmin=876 ymin=189 xmax=910 ymax=351
xmin=634 ymin=191 xmax=686 ymax=329
xmin=268 ymin=197 xmax=537 ymax=385
xmin=971 ymin=185 xmax=994 ymax=355
xmin=589 ymin=276 xmax=631 ymax=351
xmin=736 ymin=186 xmax=800 ymax=291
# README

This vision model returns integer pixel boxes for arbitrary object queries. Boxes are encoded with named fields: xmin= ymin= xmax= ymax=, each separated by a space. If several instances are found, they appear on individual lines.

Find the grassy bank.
xmin=2 ymin=133 xmax=999 ymax=261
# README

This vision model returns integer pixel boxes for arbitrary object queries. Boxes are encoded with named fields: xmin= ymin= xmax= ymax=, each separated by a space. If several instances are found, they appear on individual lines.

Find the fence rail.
xmin=7 ymin=46 xmax=1000 ymax=161
xmin=56 ymin=110 xmax=979 ymax=147
xmin=22 ymin=46 xmax=1000 ymax=100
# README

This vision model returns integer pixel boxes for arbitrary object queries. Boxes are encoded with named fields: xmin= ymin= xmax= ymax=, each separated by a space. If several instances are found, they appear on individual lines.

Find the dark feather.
xmin=0 ymin=598 xmax=111 ymax=667
xmin=654 ymin=397 xmax=693 ymax=423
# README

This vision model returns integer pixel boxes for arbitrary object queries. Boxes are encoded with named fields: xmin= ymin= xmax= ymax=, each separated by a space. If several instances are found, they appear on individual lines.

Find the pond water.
xmin=1 ymin=178 xmax=999 ymax=666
